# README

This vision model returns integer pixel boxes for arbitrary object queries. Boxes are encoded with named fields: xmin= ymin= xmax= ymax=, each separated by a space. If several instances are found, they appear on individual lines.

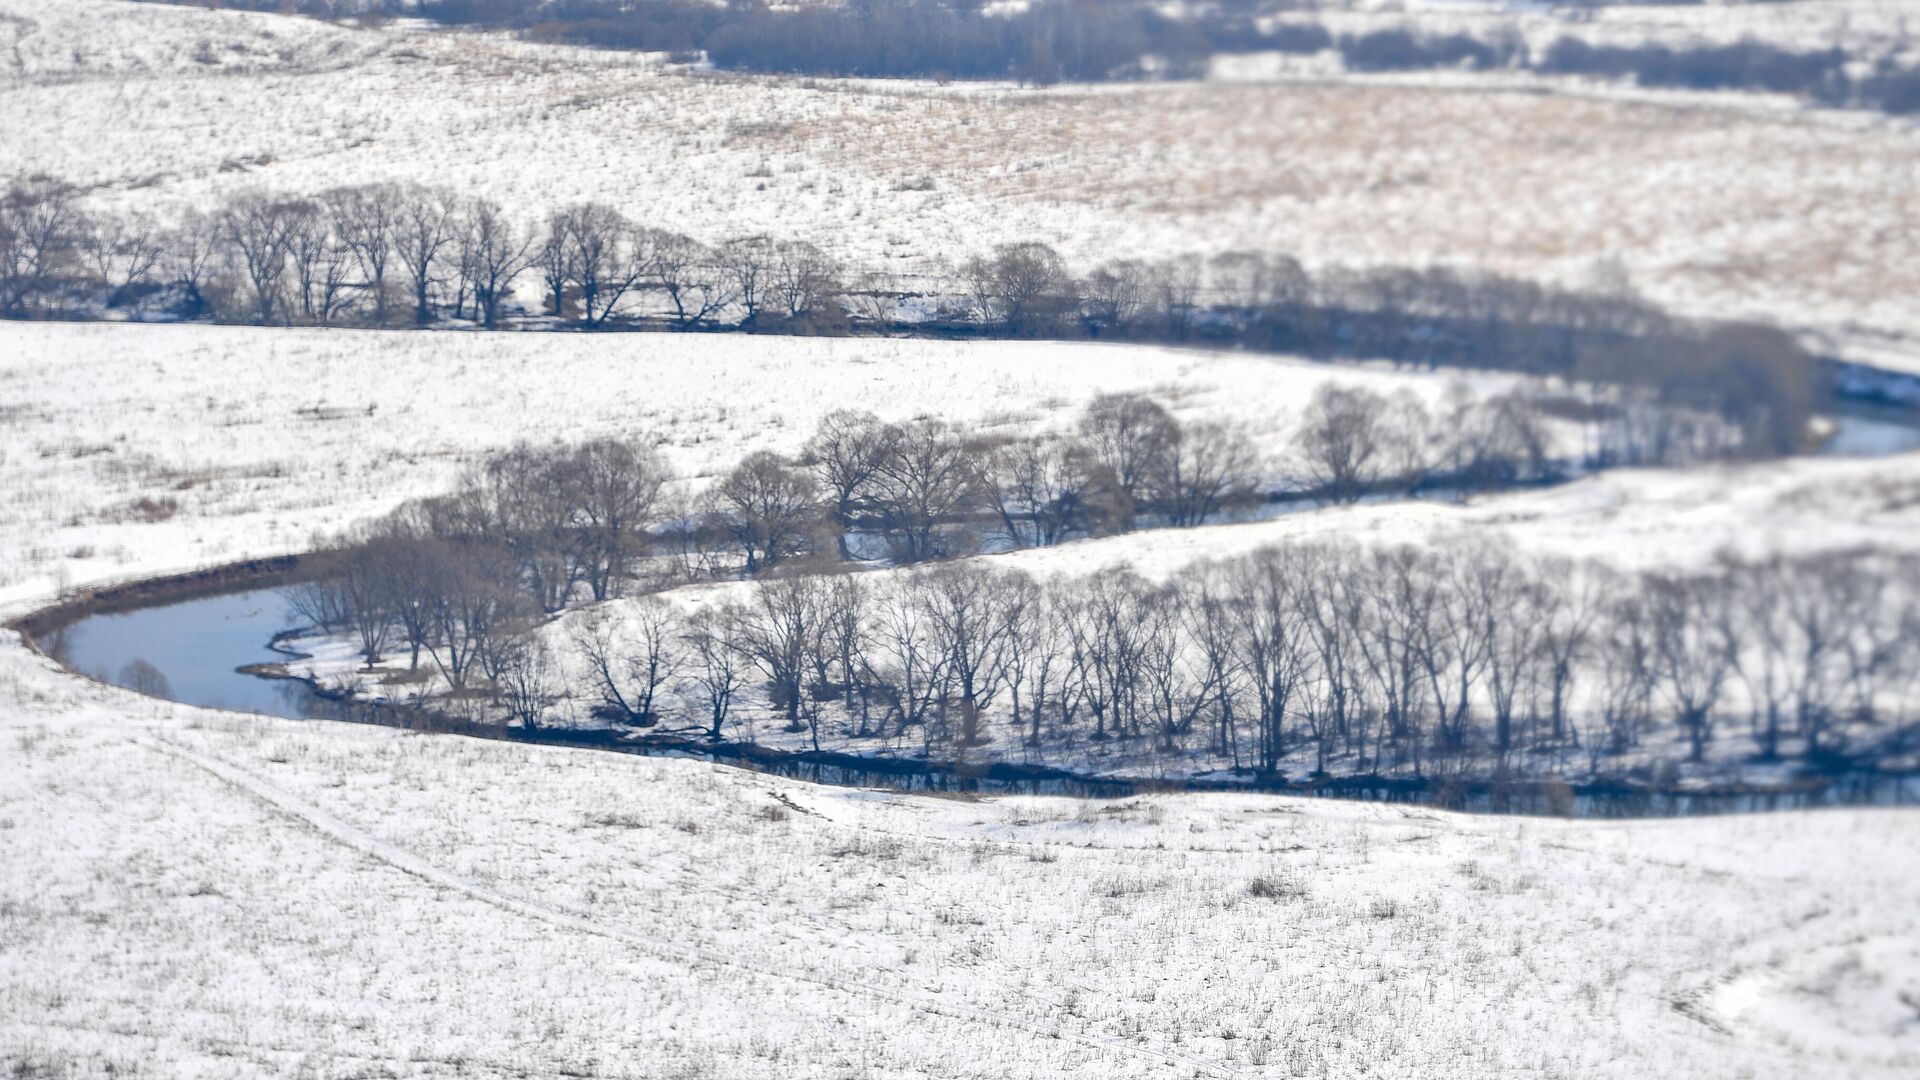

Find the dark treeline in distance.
xmin=2 ymin=177 xmax=1822 ymax=466
xmin=155 ymin=0 xmax=1919 ymax=113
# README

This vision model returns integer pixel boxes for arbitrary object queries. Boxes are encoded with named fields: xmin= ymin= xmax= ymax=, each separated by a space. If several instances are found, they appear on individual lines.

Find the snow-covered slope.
xmin=0 ymin=321 xmax=1556 ymax=614
xmin=4 ymin=0 xmax=1918 ymax=344
xmin=3 ymin=637 xmax=1917 ymax=1078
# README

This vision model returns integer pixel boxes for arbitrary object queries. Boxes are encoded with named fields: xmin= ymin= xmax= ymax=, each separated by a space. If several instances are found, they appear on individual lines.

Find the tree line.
xmin=0 ymin=178 xmax=845 ymax=332
xmin=283 ymin=392 xmax=1920 ymax=781
xmin=299 ymin=490 xmax=1920 ymax=781
xmin=285 ymin=385 xmax=1542 ymax=702
xmin=1284 ymin=24 xmax=1917 ymax=116
xmin=131 ymin=1 xmax=1920 ymax=114
xmin=620 ymin=540 xmax=1919 ymax=779
xmin=3 ymin=177 xmax=1819 ymax=464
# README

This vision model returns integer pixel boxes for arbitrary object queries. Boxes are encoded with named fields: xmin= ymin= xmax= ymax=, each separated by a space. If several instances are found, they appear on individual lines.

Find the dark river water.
xmin=48 ymin=585 xmax=1920 ymax=818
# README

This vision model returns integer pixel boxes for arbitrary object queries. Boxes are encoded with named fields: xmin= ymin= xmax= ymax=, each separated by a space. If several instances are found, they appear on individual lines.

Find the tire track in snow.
xmin=135 ymin=732 xmax=1249 ymax=1080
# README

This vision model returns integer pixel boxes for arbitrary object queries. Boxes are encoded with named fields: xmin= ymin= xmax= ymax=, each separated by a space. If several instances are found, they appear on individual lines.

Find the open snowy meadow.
xmin=4 ymin=0 xmax=1920 ymax=346
xmin=0 ymin=320 xmax=1558 ymax=611
xmin=0 ymin=320 xmax=1916 ymax=1076
xmin=4 ymin=2 xmax=1919 ymax=1076
xmin=4 ymin=645 xmax=1918 ymax=1079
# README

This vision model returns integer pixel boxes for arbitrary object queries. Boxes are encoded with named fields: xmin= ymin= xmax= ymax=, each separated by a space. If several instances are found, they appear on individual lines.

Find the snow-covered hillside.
xmin=2 ymin=4 xmax=1917 ymax=1075
xmin=4 ymin=0 xmax=1918 ymax=345
xmin=4 ymin=635 xmax=1918 ymax=1078
xmin=0 ymin=321 xmax=1558 ymax=613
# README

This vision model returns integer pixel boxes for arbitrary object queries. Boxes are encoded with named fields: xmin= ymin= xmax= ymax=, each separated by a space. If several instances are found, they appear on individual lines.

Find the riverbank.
xmin=7 ymin=627 xmax=1918 ymax=1079
xmin=26 ymin=566 xmax=1918 ymax=818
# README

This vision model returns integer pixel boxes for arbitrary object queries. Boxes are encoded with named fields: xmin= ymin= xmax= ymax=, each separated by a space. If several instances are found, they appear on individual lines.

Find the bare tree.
xmin=551 ymin=203 xmax=658 ymax=327
xmin=574 ymin=599 xmax=681 ymax=726
xmin=393 ymin=184 xmax=457 ymax=324
xmin=712 ymin=450 xmax=821 ymax=573
xmin=289 ymin=542 xmax=398 ymax=669
xmin=818 ymin=574 xmax=878 ymax=736
xmin=1149 ymin=255 xmax=1203 ymax=340
xmin=980 ymin=435 xmax=1098 ymax=548
xmin=327 ymin=183 xmax=403 ymax=324
xmin=803 ymin=409 xmax=891 ymax=560
xmin=1644 ymin=571 xmax=1739 ymax=762
xmin=1297 ymin=383 xmax=1389 ymax=504
xmin=718 ymin=235 xmax=774 ymax=326
xmin=1147 ymin=420 xmax=1261 ymax=527
xmin=285 ymin=200 xmax=356 ymax=324
xmin=1231 ymin=547 xmax=1318 ymax=773
xmin=454 ymin=198 xmax=534 ymax=327
xmin=962 ymin=241 xmax=1076 ymax=335
xmin=868 ymin=418 xmax=983 ymax=562
xmin=1006 ymin=583 xmax=1070 ymax=745
xmin=421 ymin=541 xmax=521 ymax=692
xmin=563 ymin=438 xmax=670 ymax=601
xmin=652 ymin=231 xmax=736 ymax=329
xmin=165 ymin=209 xmax=224 ymax=317
xmin=726 ymin=574 xmax=826 ymax=739
xmin=1822 ymin=552 xmax=1902 ymax=749
xmin=870 ymin=578 xmax=951 ymax=744
xmin=1081 ymin=258 xmax=1150 ymax=337
xmin=1207 ymin=250 xmax=1275 ymax=331
xmin=0 ymin=177 xmax=82 ymax=313
xmin=1474 ymin=544 xmax=1544 ymax=760
xmin=1351 ymin=545 xmax=1433 ymax=767
xmin=79 ymin=210 xmax=167 ymax=304
xmin=495 ymin=634 xmax=557 ymax=730
xmin=683 ymin=606 xmax=746 ymax=740
xmin=1535 ymin=556 xmax=1604 ymax=751
xmin=917 ymin=563 xmax=1025 ymax=747
xmin=770 ymin=239 xmax=843 ymax=325
xmin=220 ymin=190 xmax=301 ymax=323
xmin=535 ymin=215 xmax=576 ymax=319
xmin=1077 ymin=392 xmax=1178 ymax=530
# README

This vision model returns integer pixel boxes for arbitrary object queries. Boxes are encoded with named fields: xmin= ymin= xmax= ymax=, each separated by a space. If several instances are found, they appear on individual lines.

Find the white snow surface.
xmin=2 ymin=3 xmax=1918 ymax=1068
xmin=3 ymin=635 xmax=1918 ymax=1077
xmin=4 ymin=0 xmax=1920 ymax=345
xmin=0 ymin=320 xmax=1917 ymax=1076
xmin=0 ymin=320 xmax=1550 ymax=614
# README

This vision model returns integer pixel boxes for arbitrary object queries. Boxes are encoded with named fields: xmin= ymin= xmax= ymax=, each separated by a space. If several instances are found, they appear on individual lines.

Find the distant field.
xmin=4 ymin=0 xmax=1918 ymax=348
xmin=0 ymin=321 xmax=1549 ymax=611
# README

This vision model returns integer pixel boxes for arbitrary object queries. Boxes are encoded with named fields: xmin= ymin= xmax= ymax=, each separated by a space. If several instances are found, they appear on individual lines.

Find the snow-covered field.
xmin=0 ymin=320 xmax=1916 ymax=1076
xmin=4 ymin=4 xmax=1918 ymax=1073
xmin=5 ymin=639 xmax=1919 ymax=1078
xmin=0 ymin=320 xmax=1554 ymax=614
xmin=4 ymin=0 xmax=1919 ymax=345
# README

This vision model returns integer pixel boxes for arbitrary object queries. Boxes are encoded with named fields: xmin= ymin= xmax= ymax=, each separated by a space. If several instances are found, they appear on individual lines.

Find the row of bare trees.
xmin=961 ymin=241 xmax=1817 ymax=461
xmin=677 ymin=387 xmax=1567 ymax=578
xmin=8 ymin=176 xmax=1818 ymax=462
xmin=280 ymin=383 xmax=1561 ymax=722
xmin=564 ymin=541 xmax=1920 ymax=780
xmin=285 ymin=408 xmax=1920 ymax=779
xmin=291 ymin=386 xmax=1561 ymax=685
xmin=288 ymin=438 xmax=669 ymax=698
xmin=0 ymin=178 xmax=846 ymax=331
